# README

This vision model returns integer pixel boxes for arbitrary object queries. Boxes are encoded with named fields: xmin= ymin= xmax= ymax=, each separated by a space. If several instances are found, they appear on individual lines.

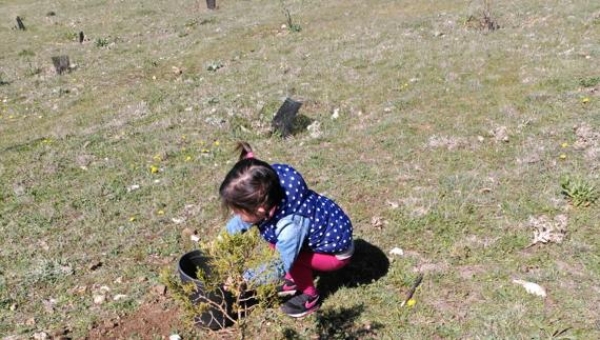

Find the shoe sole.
xmin=277 ymin=289 xmax=297 ymax=297
xmin=284 ymin=305 xmax=319 ymax=318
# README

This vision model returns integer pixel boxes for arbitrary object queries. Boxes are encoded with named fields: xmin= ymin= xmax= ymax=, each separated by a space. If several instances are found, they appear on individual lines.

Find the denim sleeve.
xmin=225 ymin=215 xmax=253 ymax=235
xmin=242 ymin=258 xmax=285 ymax=285
xmin=275 ymin=214 xmax=311 ymax=273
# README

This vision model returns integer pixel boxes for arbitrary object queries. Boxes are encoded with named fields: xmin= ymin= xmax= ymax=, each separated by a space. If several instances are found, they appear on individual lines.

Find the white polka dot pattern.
xmin=258 ymin=164 xmax=353 ymax=253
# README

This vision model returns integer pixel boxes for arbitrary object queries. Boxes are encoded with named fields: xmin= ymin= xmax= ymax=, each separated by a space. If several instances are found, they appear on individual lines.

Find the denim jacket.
xmin=226 ymin=213 xmax=310 ymax=273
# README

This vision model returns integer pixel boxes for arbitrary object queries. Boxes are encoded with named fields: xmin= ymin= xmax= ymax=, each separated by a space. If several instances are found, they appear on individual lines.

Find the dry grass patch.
xmin=1 ymin=0 xmax=600 ymax=338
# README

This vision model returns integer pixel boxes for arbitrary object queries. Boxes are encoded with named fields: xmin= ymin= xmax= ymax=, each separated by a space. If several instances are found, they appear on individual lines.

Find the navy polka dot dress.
xmin=258 ymin=164 xmax=353 ymax=254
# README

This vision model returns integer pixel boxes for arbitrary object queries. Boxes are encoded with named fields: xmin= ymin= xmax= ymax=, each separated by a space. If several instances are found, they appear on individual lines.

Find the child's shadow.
xmin=317 ymin=239 xmax=390 ymax=299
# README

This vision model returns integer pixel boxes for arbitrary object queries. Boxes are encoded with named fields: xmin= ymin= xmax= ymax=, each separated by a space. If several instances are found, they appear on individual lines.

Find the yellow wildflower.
xmin=559 ymin=154 xmax=567 ymax=160
xmin=561 ymin=142 xmax=568 ymax=148
xmin=150 ymin=165 xmax=159 ymax=173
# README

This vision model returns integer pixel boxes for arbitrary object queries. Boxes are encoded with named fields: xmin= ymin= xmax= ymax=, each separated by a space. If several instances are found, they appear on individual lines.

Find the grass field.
xmin=1 ymin=0 xmax=600 ymax=339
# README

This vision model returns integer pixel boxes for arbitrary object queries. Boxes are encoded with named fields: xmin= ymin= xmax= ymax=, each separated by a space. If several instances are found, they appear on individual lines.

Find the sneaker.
xmin=277 ymin=278 xmax=297 ymax=297
xmin=280 ymin=293 xmax=320 ymax=318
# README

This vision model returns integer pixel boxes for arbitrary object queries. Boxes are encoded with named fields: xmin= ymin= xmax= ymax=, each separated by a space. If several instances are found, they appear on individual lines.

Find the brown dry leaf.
xmin=371 ymin=216 xmax=384 ymax=230
xmin=512 ymin=279 xmax=547 ymax=297
xmin=526 ymin=214 xmax=567 ymax=247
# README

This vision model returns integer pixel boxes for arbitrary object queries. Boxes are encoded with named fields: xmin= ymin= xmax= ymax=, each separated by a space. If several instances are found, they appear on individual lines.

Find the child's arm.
xmin=274 ymin=215 xmax=311 ymax=272
xmin=225 ymin=215 xmax=253 ymax=235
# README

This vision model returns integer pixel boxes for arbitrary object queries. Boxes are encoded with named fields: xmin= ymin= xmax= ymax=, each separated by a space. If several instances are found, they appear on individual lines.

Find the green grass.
xmin=1 ymin=0 xmax=600 ymax=338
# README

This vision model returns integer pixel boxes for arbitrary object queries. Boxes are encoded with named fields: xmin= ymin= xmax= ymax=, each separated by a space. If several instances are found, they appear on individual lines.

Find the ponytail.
xmin=236 ymin=141 xmax=255 ymax=161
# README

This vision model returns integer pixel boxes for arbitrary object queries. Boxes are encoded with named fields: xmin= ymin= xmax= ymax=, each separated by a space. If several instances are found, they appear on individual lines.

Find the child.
xmin=220 ymin=142 xmax=354 ymax=317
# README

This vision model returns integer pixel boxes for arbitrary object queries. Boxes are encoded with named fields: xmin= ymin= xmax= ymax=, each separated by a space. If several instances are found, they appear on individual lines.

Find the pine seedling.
xmin=163 ymin=228 xmax=278 ymax=337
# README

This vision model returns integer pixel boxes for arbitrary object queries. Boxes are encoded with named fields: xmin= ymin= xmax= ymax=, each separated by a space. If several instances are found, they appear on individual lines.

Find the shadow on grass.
xmin=317 ymin=238 xmax=390 ymax=299
xmin=282 ymin=304 xmax=383 ymax=340
xmin=270 ymin=113 xmax=314 ymax=139
xmin=292 ymin=114 xmax=313 ymax=134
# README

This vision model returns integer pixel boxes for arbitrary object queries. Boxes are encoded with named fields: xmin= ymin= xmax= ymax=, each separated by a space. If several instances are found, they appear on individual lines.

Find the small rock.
xmin=38 ymin=240 xmax=50 ymax=251
xmin=389 ymin=247 xmax=404 ymax=256
xmin=181 ymin=228 xmax=197 ymax=239
xmin=169 ymin=335 xmax=182 ymax=340
xmin=33 ymin=332 xmax=48 ymax=340
xmin=331 ymin=108 xmax=340 ymax=120
xmin=172 ymin=217 xmax=186 ymax=224
xmin=307 ymin=121 xmax=322 ymax=139
xmin=93 ymin=295 xmax=106 ymax=305
xmin=491 ymin=126 xmax=509 ymax=142
xmin=513 ymin=279 xmax=547 ymax=297
xmin=113 ymin=294 xmax=128 ymax=301
xmin=60 ymin=265 xmax=73 ymax=275
xmin=42 ymin=299 xmax=56 ymax=314
xmin=127 ymin=184 xmax=140 ymax=192
xmin=386 ymin=200 xmax=399 ymax=209
xmin=152 ymin=284 xmax=167 ymax=296
xmin=74 ymin=285 xmax=87 ymax=295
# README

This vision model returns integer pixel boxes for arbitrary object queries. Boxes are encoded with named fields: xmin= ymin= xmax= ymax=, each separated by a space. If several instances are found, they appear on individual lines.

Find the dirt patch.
xmin=413 ymin=262 xmax=449 ymax=274
xmin=457 ymin=264 xmax=489 ymax=280
xmin=86 ymin=299 xmax=184 ymax=340
xmin=85 ymin=295 xmax=243 ymax=340
xmin=573 ymin=122 xmax=600 ymax=164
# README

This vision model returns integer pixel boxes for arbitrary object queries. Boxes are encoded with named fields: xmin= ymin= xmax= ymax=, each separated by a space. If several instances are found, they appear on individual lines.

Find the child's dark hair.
xmin=219 ymin=142 xmax=283 ymax=214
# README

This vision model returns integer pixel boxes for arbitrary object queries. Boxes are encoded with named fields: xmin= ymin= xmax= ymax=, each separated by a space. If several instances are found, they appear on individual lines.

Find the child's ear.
xmin=257 ymin=207 xmax=266 ymax=215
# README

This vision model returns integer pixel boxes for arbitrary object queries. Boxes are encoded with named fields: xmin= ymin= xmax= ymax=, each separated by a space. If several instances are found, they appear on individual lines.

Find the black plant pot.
xmin=178 ymin=250 xmax=234 ymax=330
xmin=206 ymin=0 xmax=216 ymax=10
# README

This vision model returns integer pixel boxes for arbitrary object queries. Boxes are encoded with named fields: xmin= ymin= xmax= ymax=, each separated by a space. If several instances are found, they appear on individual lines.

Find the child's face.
xmin=235 ymin=206 xmax=277 ymax=224
xmin=236 ymin=209 xmax=264 ymax=224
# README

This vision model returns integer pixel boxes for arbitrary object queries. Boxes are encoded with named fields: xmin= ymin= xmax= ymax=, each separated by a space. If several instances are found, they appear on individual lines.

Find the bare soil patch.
xmin=86 ymin=299 xmax=184 ymax=340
